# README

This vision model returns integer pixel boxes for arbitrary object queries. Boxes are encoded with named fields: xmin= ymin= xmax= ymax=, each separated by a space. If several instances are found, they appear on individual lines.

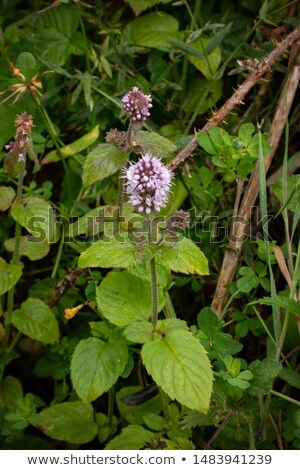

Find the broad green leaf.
xmin=186 ymin=38 xmax=221 ymax=79
xmin=143 ymin=413 xmax=166 ymax=431
xmin=155 ymin=318 xmax=188 ymax=334
xmin=67 ymin=206 xmax=106 ymax=238
xmin=0 ymin=186 xmax=15 ymax=211
xmin=183 ymin=79 xmax=223 ymax=115
xmin=123 ymin=322 xmax=154 ymax=344
xmin=0 ymin=257 xmax=22 ymax=295
xmin=97 ymin=271 xmax=165 ymax=326
xmin=78 ymin=237 xmax=137 ymax=269
xmin=159 ymin=237 xmax=209 ymax=275
xmin=127 ymin=259 xmax=170 ymax=287
xmin=11 ymin=196 xmax=58 ymax=243
xmin=11 ymin=298 xmax=59 ymax=344
xmin=71 ymin=337 xmax=128 ymax=402
xmin=133 ymin=131 xmax=177 ymax=155
xmin=142 ymin=329 xmax=213 ymax=413
xmin=248 ymin=359 xmax=282 ymax=395
xmin=197 ymin=307 xmax=220 ymax=336
xmin=105 ymin=424 xmax=154 ymax=450
xmin=38 ymin=401 xmax=97 ymax=444
xmin=0 ymin=376 xmax=23 ymax=410
xmin=211 ymin=155 xmax=228 ymax=169
xmin=126 ymin=12 xmax=180 ymax=50
xmin=197 ymin=133 xmax=217 ymax=155
xmin=82 ymin=144 xmax=128 ymax=187
xmin=15 ymin=52 xmax=37 ymax=80
xmin=5 ymin=237 xmax=50 ymax=261
xmin=238 ymin=123 xmax=255 ymax=146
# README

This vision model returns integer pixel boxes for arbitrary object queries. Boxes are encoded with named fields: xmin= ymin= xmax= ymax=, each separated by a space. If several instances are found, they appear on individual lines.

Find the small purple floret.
xmin=121 ymin=86 xmax=152 ymax=122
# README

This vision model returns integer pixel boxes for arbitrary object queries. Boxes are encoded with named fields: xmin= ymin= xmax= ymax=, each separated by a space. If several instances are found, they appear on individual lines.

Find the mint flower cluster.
xmin=121 ymin=86 xmax=152 ymax=122
xmin=124 ymin=153 xmax=172 ymax=214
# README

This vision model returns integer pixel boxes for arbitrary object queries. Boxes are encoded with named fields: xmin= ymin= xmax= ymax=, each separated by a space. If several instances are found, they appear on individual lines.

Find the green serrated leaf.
xmin=11 ymin=298 xmax=59 ymax=344
xmin=5 ymin=237 xmax=50 ymax=261
xmin=0 ymin=186 xmax=16 ymax=211
xmin=0 ymin=257 xmax=23 ymax=295
xmin=142 ymin=329 xmax=213 ymax=413
xmin=143 ymin=413 xmax=166 ymax=431
xmin=38 ymin=401 xmax=97 ymax=444
xmin=97 ymin=271 xmax=164 ymax=327
xmin=123 ymin=322 xmax=154 ymax=344
xmin=159 ymin=237 xmax=209 ymax=275
xmin=105 ymin=424 xmax=154 ymax=450
xmin=82 ymin=144 xmax=128 ymax=187
xmin=133 ymin=130 xmax=177 ymax=155
xmin=11 ymin=196 xmax=58 ymax=243
xmin=78 ymin=237 xmax=137 ymax=269
xmin=71 ymin=337 xmax=128 ymax=402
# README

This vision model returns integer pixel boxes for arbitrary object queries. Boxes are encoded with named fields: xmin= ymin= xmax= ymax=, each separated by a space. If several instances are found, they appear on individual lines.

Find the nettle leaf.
xmin=11 ymin=298 xmax=59 ymax=344
xmin=97 ymin=271 xmax=165 ymax=327
xmin=142 ymin=329 xmax=213 ymax=413
xmin=71 ymin=337 xmax=128 ymax=402
xmin=159 ymin=237 xmax=209 ymax=275
xmin=5 ymin=236 xmax=50 ymax=261
xmin=133 ymin=131 xmax=177 ymax=155
xmin=11 ymin=196 xmax=58 ymax=243
xmin=0 ymin=257 xmax=22 ymax=295
xmin=38 ymin=401 xmax=97 ymax=444
xmin=126 ymin=12 xmax=180 ymax=50
xmin=0 ymin=186 xmax=16 ymax=211
xmin=82 ymin=144 xmax=128 ymax=187
xmin=105 ymin=424 xmax=154 ymax=450
xmin=78 ymin=237 xmax=137 ymax=269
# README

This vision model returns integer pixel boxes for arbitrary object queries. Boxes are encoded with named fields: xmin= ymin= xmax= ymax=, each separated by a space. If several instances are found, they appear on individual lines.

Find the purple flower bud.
xmin=124 ymin=153 xmax=172 ymax=214
xmin=121 ymin=87 xmax=152 ymax=122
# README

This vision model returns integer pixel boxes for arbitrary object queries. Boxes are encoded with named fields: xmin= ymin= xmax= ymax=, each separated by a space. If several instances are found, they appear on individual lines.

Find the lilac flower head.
xmin=122 ymin=86 xmax=152 ymax=122
xmin=124 ymin=153 xmax=172 ymax=214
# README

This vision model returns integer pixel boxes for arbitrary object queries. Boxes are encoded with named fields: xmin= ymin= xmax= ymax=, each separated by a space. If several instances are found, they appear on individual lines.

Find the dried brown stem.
xmin=169 ymin=25 xmax=300 ymax=171
xmin=211 ymin=44 xmax=300 ymax=316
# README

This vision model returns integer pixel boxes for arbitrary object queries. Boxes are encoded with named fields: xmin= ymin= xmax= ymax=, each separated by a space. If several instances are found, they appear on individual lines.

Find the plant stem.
xmin=270 ymin=389 xmax=300 ymax=407
xmin=147 ymin=217 xmax=158 ymax=327
xmin=2 ymin=164 xmax=25 ymax=352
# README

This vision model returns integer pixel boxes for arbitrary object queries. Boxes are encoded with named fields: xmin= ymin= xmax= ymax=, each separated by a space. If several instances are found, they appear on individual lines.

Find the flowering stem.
xmin=2 ymin=163 xmax=25 ymax=354
xmin=147 ymin=217 xmax=158 ymax=327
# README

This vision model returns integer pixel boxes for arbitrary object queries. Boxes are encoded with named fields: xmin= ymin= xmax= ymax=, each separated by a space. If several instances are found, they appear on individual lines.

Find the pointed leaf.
xmin=97 ymin=271 xmax=164 ymax=327
xmin=71 ymin=337 xmax=128 ymax=402
xmin=134 ymin=131 xmax=177 ymax=155
xmin=187 ymin=38 xmax=221 ymax=79
xmin=11 ymin=298 xmax=59 ymax=344
xmin=0 ymin=257 xmax=22 ymax=295
xmin=82 ymin=144 xmax=128 ymax=187
xmin=38 ymin=401 xmax=97 ymax=444
xmin=142 ymin=329 xmax=213 ymax=413
xmin=127 ymin=12 xmax=179 ymax=50
xmin=123 ymin=322 xmax=154 ymax=344
xmin=105 ymin=424 xmax=154 ymax=450
xmin=0 ymin=186 xmax=16 ymax=211
xmin=159 ymin=237 xmax=209 ymax=275
xmin=78 ymin=237 xmax=137 ymax=269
